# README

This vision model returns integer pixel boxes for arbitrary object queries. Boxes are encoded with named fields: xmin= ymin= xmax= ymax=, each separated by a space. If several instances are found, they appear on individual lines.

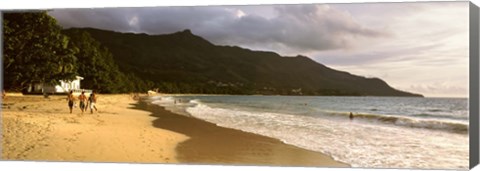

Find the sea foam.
xmin=150 ymin=95 xmax=469 ymax=169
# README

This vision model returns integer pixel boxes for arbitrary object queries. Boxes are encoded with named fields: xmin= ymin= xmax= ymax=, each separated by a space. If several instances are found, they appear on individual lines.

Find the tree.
xmin=63 ymin=29 xmax=153 ymax=93
xmin=3 ymin=12 xmax=78 ymax=91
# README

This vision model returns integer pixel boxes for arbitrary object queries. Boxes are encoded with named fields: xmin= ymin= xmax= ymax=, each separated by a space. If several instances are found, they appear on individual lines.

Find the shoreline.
xmin=135 ymin=98 xmax=349 ymax=167
xmin=150 ymin=94 xmax=469 ymax=169
xmin=150 ymin=93 xmax=425 ymax=98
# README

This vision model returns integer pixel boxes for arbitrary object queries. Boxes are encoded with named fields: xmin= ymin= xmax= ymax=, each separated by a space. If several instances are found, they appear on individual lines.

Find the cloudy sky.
xmin=49 ymin=1 xmax=469 ymax=97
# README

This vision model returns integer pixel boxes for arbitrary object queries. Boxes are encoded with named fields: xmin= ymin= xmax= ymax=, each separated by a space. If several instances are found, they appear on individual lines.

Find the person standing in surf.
xmin=349 ymin=112 xmax=354 ymax=120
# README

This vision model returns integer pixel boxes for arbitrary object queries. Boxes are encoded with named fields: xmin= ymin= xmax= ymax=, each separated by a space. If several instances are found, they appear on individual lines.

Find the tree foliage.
xmin=3 ymin=12 xmax=78 ymax=91
xmin=62 ymin=29 xmax=153 ymax=93
xmin=3 ymin=12 xmax=152 ymax=93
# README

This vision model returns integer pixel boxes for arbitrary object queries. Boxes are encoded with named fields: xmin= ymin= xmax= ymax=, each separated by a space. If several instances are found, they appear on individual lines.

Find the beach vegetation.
xmin=62 ymin=29 xmax=154 ymax=93
xmin=3 ymin=12 xmax=78 ymax=91
xmin=3 ymin=12 xmax=153 ymax=93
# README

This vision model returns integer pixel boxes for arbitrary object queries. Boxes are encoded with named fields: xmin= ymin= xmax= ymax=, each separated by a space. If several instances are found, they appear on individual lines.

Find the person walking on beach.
xmin=67 ymin=90 xmax=75 ymax=114
xmin=78 ymin=91 xmax=87 ymax=114
xmin=88 ymin=91 xmax=98 ymax=114
xmin=349 ymin=112 xmax=354 ymax=120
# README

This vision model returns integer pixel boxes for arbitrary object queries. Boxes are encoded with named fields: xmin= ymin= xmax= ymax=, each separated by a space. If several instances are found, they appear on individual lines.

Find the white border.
xmin=0 ymin=0 xmax=477 ymax=171
xmin=0 ymin=0 xmax=473 ymax=9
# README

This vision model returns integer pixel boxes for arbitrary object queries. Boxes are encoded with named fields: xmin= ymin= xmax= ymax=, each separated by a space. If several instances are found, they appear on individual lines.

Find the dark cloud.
xmin=49 ymin=4 xmax=387 ymax=53
xmin=49 ymin=8 xmax=137 ymax=32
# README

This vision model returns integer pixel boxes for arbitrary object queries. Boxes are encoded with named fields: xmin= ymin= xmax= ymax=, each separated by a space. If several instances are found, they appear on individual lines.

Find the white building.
xmin=26 ymin=76 xmax=91 ymax=95
xmin=54 ymin=76 xmax=83 ymax=93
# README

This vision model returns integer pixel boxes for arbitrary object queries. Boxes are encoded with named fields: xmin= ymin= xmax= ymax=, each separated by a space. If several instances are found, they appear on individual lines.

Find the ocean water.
xmin=148 ymin=95 xmax=469 ymax=169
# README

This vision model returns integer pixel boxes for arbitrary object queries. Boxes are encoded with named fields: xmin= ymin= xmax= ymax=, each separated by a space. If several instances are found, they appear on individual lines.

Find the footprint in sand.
xmin=64 ymin=138 xmax=76 ymax=142
xmin=65 ymin=118 xmax=79 ymax=124
xmin=93 ymin=119 xmax=105 ymax=126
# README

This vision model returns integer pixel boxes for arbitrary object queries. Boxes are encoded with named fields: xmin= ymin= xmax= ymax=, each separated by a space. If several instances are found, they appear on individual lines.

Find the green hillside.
xmin=66 ymin=28 xmax=422 ymax=97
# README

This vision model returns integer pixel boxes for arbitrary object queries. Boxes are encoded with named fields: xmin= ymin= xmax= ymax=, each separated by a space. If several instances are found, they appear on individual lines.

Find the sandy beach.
xmin=2 ymin=93 xmax=348 ymax=167
xmin=2 ymin=94 xmax=188 ymax=163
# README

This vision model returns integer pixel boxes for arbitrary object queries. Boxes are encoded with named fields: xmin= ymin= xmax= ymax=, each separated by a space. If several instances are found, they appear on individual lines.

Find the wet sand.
xmin=133 ymin=100 xmax=349 ymax=167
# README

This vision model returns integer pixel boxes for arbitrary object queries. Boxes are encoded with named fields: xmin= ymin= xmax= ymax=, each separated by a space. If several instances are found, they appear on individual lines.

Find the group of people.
xmin=67 ymin=90 xmax=97 ymax=114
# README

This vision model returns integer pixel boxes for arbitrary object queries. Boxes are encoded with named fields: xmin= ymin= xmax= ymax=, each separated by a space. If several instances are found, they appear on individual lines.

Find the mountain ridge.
xmin=65 ymin=27 xmax=423 ymax=97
